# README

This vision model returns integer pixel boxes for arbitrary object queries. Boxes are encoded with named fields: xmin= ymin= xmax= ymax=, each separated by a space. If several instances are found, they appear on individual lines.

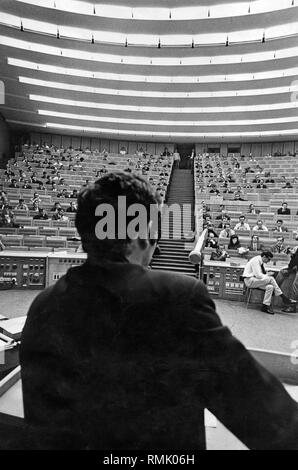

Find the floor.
xmin=1 ymin=290 xmax=297 ymax=354
xmin=0 ymin=289 xmax=297 ymax=450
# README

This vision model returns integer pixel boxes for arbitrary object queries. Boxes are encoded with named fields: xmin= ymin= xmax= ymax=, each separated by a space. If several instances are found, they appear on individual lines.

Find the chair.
xmin=0 ymin=227 xmax=18 ymax=235
xmin=23 ymin=236 xmax=46 ymax=248
xmin=15 ymin=216 xmax=33 ymax=226
xmin=45 ymin=236 xmax=67 ymax=249
xmin=244 ymin=284 xmax=265 ymax=309
xmin=2 ymin=235 xmax=24 ymax=247
xmin=52 ymin=220 xmax=69 ymax=228
xmin=58 ymin=228 xmax=77 ymax=238
xmin=19 ymin=226 xmax=39 ymax=236
xmin=32 ymin=219 xmax=51 ymax=227
xmin=39 ymin=227 xmax=58 ymax=237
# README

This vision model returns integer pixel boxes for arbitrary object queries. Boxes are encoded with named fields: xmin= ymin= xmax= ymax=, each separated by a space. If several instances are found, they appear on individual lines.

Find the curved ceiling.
xmin=0 ymin=0 xmax=297 ymax=143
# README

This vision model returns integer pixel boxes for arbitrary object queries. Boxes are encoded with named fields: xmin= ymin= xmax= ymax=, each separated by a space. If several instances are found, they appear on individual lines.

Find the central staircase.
xmin=151 ymin=169 xmax=197 ymax=277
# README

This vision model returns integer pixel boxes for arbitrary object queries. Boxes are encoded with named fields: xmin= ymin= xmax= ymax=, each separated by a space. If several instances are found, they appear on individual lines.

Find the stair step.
xmin=151 ymin=265 xmax=197 ymax=274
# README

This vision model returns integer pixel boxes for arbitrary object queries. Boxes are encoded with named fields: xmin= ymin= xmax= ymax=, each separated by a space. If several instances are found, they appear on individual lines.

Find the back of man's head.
xmin=76 ymin=172 xmax=159 ymax=260
xmin=261 ymin=251 xmax=273 ymax=260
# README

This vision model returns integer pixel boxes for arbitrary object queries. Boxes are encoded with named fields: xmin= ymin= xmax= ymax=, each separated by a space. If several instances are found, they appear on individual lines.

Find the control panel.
xmin=0 ymin=255 xmax=46 ymax=290
xmin=47 ymin=254 xmax=87 ymax=287
xmin=224 ymin=266 xmax=245 ymax=301
xmin=202 ymin=265 xmax=222 ymax=296
xmin=201 ymin=262 xmax=245 ymax=301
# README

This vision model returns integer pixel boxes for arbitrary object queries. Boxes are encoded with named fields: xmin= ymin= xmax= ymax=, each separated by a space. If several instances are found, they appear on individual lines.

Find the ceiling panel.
xmin=0 ymin=0 xmax=297 ymax=142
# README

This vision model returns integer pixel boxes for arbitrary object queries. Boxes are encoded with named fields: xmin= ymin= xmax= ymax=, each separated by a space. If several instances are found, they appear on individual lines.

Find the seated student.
xmin=15 ymin=198 xmax=29 ymax=211
xmin=219 ymin=223 xmax=235 ymax=239
xmin=248 ymin=203 xmax=259 ymax=215
xmin=52 ymin=208 xmax=69 ymax=222
xmin=51 ymin=202 xmax=62 ymax=213
xmin=243 ymin=251 xmax=296 ymax=315
xmin=33 ymin=208 xmax=49 ymax=220
xmin=215 ymin=207 xmax=229 ymax=220
xmin=256 ymin=179 xmax=268 ymax=189
xmin=265 ymin=173 xmax=275 ymax=184
xmin=234 ymin=192 xmax=246 ymax=202
xmin=277 ymin=202 xmax=291 ymax=215
xmin=66 ymin=202 xmax=77 ymax=213
xmin=22 ymin=180 xmax=33 ymax=190
xmin=270 ymin=236 xmax=288 ymax=254
xmin=248 ymin=235 xmax=265 ymax=252
xmin=276 ymin=246 xmax=298 ymax=313
xmin=9 ymin=179 xmax=19 ymax=188
xmin=210 ymin=245 xmax=229 ymax=261
xmin=205 ymin=232 xmax=218 ymax=249
xmin=0 ymin=206 xmax=19 ymax=228
xmin=252 ymin=220 xmax=268 ymax=232
xmin=273 ymin=219 xmax=288 ymax=233
xmin=228 ymin=234 xmax=242 ymax=250
xmin=282 ymin=182 xmax=293 ymax=189
xmin=234 ymin=215 xmax=250 ymax=232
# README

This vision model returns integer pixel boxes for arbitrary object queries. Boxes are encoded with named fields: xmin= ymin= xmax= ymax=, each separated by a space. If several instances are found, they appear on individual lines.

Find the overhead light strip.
xmin=37 ymin=109 xmax=298 ymax=126
xmin=10 ymin=60 xmax=298 ymax=85
xmin=20 ymin=77 xmax=298 ymax=99
xmin=7 ymin=120 xmax=298 ymax=138
xmin=29 ymin=95 xmax=298 ymax=114
xmin=1 ymin=12 xmax=298 ymax=46
xmin=15 ymin=0 xmax=296 ymax=21
xmin=1 ymin=35 xmax=298 ymax=67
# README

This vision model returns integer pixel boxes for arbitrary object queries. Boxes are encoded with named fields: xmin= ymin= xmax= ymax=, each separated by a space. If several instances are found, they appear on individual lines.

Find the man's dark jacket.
xmin=20 ymin=261 xmax=298 ymax=450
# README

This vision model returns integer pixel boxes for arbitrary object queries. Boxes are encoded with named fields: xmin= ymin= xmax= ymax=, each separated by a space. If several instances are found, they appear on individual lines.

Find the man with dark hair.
xmin=276 ymin=246 xmax=298 ymax=314
xmin=20 ymin=172 xmax=298 ymax=450
xmin=277 ymin=202 xmax=291 ymax=215
xmin=243 ymin=251 xmax=295 ymax=315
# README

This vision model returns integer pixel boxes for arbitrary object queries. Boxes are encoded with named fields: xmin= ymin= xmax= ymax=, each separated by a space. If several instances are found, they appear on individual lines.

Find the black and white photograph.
xmin=0 ymin=0 xmax=297 ymax=454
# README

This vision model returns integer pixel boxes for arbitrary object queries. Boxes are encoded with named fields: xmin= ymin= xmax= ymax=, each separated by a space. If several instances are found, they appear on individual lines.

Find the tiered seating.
xmin=194 ymin=152 xmax=298 ymax=259
xmin=0 ymin=144 xmax=174 ymax=252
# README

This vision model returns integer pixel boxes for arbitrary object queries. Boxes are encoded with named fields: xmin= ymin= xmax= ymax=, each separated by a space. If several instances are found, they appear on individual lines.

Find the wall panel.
xmin=251 ymin=143 xmax=262 ymax=157
xmin=284 ymin=142 xmax=294 ymax=155
xmin=52 ymin=134 xmax=62 ymax=147
xmin=71 ymin=136 xmax=81 ymax=149
xmin=62 ymin=135 xmax=71 ymax=149
xmin=109 ymin=140 xmax=119 ymax=153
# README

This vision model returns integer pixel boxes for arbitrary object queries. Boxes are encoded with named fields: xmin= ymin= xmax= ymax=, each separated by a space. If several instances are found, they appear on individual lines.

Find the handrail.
xmin=189 ymin=228 xmax=208 ymax=265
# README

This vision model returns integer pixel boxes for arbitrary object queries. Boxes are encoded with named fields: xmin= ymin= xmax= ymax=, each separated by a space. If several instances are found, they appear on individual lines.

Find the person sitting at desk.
xmin=219 ymin=223 xmax=235 ymax=239
xmin=15 ymin=198 xmax=29 ymax=211
xmin=273 ymin=219 xmax=288 ymax=233
xmin=205 ymin=232 xmax=218 ymax=249
xmin=276 ymin=246 xmax=298 ymax=314
xmin=228 ymin=235 xmax=241 ymax=250
xmin=248 ymin=235 xmax=265 ymax=252
xmin=210 ymin=245 xmax=229 ymax=261
xmin=234 ymin=215 xmax=250 ymax=232
xmin=248 ymin=203 xmax=260 ymax=215
xmin=252 ymin=220 xmax=268 ymax=232
xmin=243 ymin=251 xmax=296 ymax=315
xmin=256 ymin=179 xmax=268 ymax=189
xmin=270 ymin=236 xmax=288 ymax=254
xmin=33 ymin=208 xmax=49 ymax=220
xmin=277 ymin=202 xmax=291 ymax=215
